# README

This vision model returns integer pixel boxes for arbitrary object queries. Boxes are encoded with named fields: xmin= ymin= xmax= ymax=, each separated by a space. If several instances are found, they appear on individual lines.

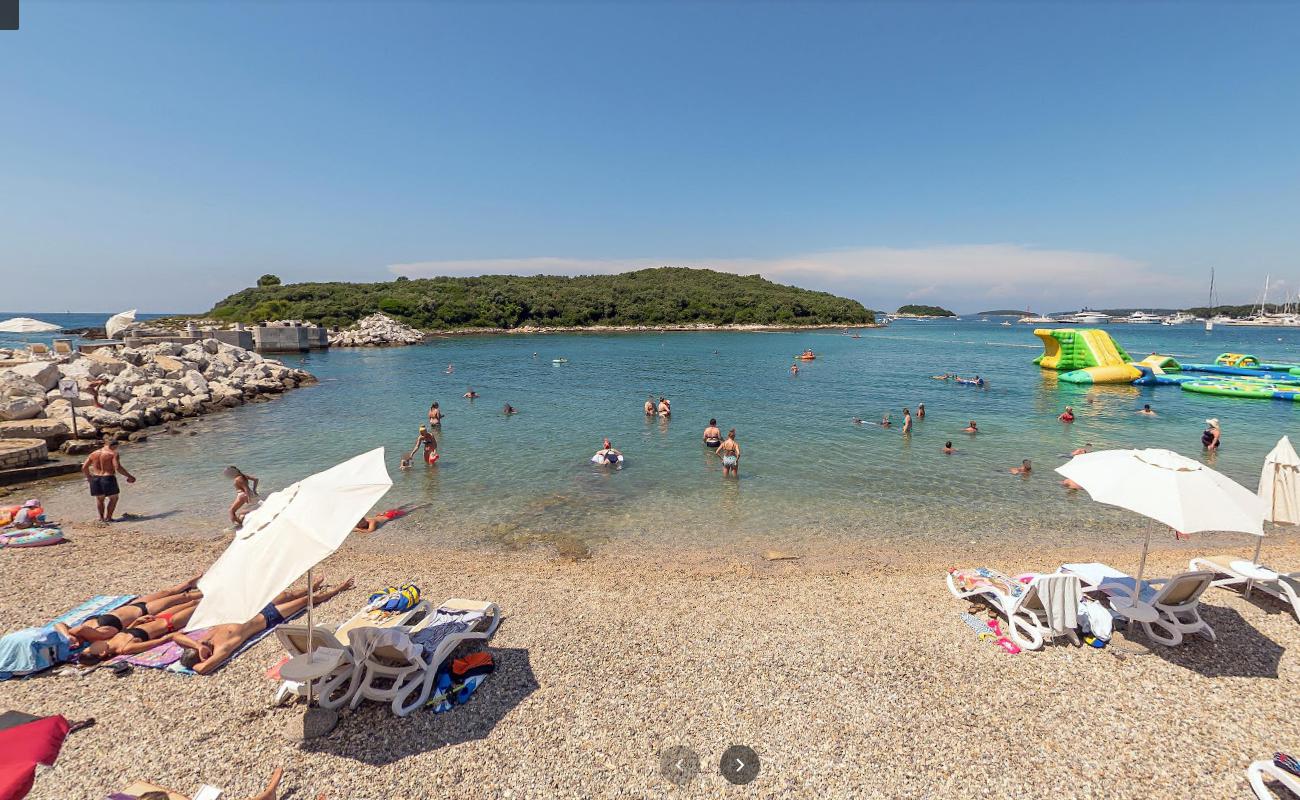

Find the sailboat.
xmin=1205 ymin=269 xmax=1216 ymax=332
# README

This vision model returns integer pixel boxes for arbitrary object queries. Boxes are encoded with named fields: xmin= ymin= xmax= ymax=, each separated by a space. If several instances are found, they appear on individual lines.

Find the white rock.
xmin=0 ymin=373 xmax=47 ymax=399
xmin=6 ymin=361 xmax=60 ymax=389
xmin=181 ymin=370 xmax=208 ymax=395
xmin=0 ymin=396 xmax=44 ymax=421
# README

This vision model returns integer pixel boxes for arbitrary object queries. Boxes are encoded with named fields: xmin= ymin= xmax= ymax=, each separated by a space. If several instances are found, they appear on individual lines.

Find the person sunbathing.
xmin=169 ymin=578 xmax=354 ymax=674
xmin=354 ymin=503 xmax=426 ymax=533
xmin=76 ymin=599 xmax=202 ymax=665
xmin=55 ymin=575 xmax=202 ymax=646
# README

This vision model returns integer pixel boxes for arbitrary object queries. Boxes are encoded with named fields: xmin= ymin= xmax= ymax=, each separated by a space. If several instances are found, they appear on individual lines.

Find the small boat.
xmin=1000 ymin=321 xmax=1013 ymax=327
xmin=552 ymin=358 xmax=568 ymax=364
xmin=797 ymin=350 xmax=816 ymax=361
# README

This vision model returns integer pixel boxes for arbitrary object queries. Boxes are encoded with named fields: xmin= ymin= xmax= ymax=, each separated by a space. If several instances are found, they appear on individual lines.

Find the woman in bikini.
xmin=75 ymin=598 xmax=204 ymax=665
xmin=53 ymin=576 xmax=202 ymax=647
xmin=716 ymin=429 xmax=741 ymax=477
xmin=225 ymin=465 xmax=260 ymax=526
xmin=702 ymin=419 xmax=722 ymax=448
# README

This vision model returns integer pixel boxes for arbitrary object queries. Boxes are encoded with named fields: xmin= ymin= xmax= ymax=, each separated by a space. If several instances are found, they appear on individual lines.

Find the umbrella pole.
xmin=305 ymin=568 xmax=315 ymax=705
xmin=1134 ymin=528 xmax=1152 ymax=598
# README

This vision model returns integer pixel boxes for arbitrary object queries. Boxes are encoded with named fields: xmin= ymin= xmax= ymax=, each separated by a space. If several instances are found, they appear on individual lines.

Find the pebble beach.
xmin=4 ymin=511 xmax=1298 ymax=799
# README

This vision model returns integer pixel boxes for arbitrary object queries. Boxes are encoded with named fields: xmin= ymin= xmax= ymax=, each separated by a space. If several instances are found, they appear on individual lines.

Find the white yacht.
xmin=1162 ymin=312 xmax=1197 ymax=326
xmin=1125 ymin=311 xmax=1164 ymax=324
xmin=1074 ymin=311 xmax=1111 ymax=325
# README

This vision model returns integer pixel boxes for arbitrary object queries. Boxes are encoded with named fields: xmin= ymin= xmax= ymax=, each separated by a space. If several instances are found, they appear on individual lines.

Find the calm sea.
xmin=26 ymin=318 xmax=1300 ymax=553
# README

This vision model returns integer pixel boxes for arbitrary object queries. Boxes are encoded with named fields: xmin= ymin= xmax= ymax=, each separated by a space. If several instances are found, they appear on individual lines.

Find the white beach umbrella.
xmin=187 ymin=448 xmax=392 ymax=631
xmin=1056 ymin=448 xmax=1264 ymax=603
xmin=0 ymin=317 xmax=62 ymax=333
xmin=104 ymin=309 xmax=137 ymax=339
xmin=1259 ymin=436 xmax=1300 ymax=527
xmin=1252 ymin=436 xmax=1300 ymax=570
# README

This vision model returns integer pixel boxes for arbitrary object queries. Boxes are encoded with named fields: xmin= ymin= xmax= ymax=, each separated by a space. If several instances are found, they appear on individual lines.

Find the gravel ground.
xmin=2 ymin=519 xmax=1298 ymax=800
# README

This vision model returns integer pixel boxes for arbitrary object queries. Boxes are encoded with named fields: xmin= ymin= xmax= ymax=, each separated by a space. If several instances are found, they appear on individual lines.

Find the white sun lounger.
xmin=946 ymin=569 xmax=1081 ymax=650
xmin=1063 ymin=563 xmax=1216 ymax=646
xmin=1247 ymin=757 xmax=1300 ymax=799
xmin=1190 ymin=555 xmax=1300 ymax=623
xmin=349 ymin=598 xmax=501 ymax=717
xmin=271 ymin=598 xmax=430 ymax=706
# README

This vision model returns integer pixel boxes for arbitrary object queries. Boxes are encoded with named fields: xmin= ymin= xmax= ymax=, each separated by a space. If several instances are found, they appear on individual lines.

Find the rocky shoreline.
xmin=0 ymin=339 xmax=315 ymax=450
xmin=328 ymin=313 xmax=426 ymax=347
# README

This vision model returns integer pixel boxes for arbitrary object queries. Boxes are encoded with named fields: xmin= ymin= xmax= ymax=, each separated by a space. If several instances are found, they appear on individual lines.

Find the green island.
xmin=205 ymin=267 xmax=875 ymax=330
xmin=894 ymin=304 xmax=955 ymax=317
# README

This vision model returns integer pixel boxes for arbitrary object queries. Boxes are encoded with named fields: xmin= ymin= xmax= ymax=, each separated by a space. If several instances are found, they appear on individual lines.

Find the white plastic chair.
xmin=1247 ymin=758 xmax=1300 ymax=799
xmin=272 ymin=625 xmax=359 ymax=709
xmin=350 ymin=599 xmax=501 ymax=717
xmin=946 ymin=570 xmax=1081 ymax=650
xmin=1191 ymin=555 xmax=1300 ymax=623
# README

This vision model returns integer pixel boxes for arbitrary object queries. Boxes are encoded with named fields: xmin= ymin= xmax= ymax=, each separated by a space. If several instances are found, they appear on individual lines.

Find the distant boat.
xmin=1018 ymin=315 xmax=1055 ymax=324
xmin=552 ymin=358 xmax=568 ymax=364
xmin=1162 ymin=312 xmax=1197 ymax=326
xmin=1125 ymin=311 xmax=1163 ymax=324
xmin=1205 ymin=268 xmax=1216 ymax=331
xmin=1000 ymin=321 xmax=1013 ymax=326
xmin=1074 ymin=311 xmax=1110 ymax=325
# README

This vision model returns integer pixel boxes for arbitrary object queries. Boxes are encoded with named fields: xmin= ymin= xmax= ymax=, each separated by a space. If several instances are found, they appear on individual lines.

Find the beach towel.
xmin=0 ymin=715 xmax=70 ymax=800
xmin=411 ymin=609 xmax=485 ymax=661
xmin=950 ymin=568 xmax=1024 ymax=598
xmin=109 ymin=608 xmax=304 ymax=675
xmin=0 ymin=595 xmax=135 ymax=681
xmin=1035 ymin=573 xmax=1081 ymax=637
xmin=1078 ymin=597 xmax=1114 ymax=641
xmin=426 ymin=651 xmax=495 ymax=713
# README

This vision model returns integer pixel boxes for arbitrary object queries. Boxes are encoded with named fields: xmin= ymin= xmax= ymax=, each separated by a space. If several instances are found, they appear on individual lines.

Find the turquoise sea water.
xmin=32 ymin=320 xmax=1300 ymax=552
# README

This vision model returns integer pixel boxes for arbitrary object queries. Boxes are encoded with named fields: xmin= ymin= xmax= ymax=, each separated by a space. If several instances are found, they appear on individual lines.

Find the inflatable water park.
xmin=1033 ymin=328 xmax=1300 ymax=401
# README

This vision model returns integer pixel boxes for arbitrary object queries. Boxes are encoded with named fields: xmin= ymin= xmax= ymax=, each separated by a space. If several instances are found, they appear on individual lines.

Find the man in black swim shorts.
xmin=81 ymin=439 xmax=136 ymax=523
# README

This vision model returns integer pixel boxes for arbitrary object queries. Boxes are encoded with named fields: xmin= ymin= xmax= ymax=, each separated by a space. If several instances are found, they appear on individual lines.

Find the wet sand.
xmin=2 ymin=512 xmax=1298 ymax=799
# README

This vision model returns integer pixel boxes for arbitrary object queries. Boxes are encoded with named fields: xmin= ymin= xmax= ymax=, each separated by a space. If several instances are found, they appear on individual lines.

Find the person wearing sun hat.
xmin=11 ymin=499 xmax=43 ymax=529
xmin=1202 ymin=418 xmax=1221 ymax=451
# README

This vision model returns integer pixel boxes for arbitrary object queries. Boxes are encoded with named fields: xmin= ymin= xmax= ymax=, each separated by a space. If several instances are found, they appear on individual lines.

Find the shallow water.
xmin=34 ymin=320 xmax=1300 ymax=553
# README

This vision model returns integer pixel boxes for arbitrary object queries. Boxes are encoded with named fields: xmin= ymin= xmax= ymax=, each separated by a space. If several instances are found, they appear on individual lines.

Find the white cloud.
xmin=389 ymin=244 xmax=1199 ymax=311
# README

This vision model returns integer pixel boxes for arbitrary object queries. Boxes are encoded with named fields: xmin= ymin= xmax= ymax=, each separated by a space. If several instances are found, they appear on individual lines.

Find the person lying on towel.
xmin=169 ymin=578 xmax=353 ymax=674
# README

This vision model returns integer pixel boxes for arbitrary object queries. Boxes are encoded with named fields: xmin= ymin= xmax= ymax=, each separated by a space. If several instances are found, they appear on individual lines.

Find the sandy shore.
xmin=2 ymin=517 xmax=1298 ymax=799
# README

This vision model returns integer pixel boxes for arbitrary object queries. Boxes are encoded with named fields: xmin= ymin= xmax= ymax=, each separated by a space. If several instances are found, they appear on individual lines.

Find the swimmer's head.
xmin=709 ymin=418 xmax=717 ymax=426
xmin=419 ymin=425 xmax=426 ymax=433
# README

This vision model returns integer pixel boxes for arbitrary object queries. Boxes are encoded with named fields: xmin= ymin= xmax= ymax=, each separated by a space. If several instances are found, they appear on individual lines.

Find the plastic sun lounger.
xmin=349 ymin=599 xmax=501 ymax=717
xmin=945 ymin=569 xmax=1081 ymax=650
xmin=1063 ymin=563 xmax=1216 ymax=646
xmin=332 ymin=599 xmax=432 ymax=647
xmin=271 ymin=598 xmax=431 ymax=705
xmin=1247 ymin=757 xmax=1300 ymax=799
xmin=1190 ymin=555 xmax=1300 ymax=623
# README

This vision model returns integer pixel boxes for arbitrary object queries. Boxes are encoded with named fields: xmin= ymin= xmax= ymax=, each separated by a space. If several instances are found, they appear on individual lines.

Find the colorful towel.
xmin=108 ymin=608 xmax=304 ymax=675
xmin=44 ymin=595 xmax=135 ymax=632
xmin=426 ymin=651 xmax=495 ymax=712
xmin=951 ymin=568 xmax=1024 ymax=598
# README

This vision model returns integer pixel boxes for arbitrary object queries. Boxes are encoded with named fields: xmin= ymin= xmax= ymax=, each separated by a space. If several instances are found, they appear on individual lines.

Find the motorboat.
xmin=1125 ymin=311 xmax=1164 ymax=324
xmin=1018 ymin=315 xmax=1055 ymax=324
xmin=1074 ymin=311 xmax=1111 ymax=325
xmin=1162 ymin=312 xmax=1198 ymax=326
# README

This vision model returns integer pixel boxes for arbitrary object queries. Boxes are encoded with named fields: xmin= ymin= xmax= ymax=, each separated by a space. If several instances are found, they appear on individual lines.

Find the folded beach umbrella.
xmin=1259 ymin=436 xmax=1300 ymax=527
xmin=187 ymin=448 xmax=392 ymax=631
xmin=1057 ymin=448 xmax=1264 ymax=601
xmin=104 ymin=309 xmax=137 ymax=339
xmin=0 ymin=317 xmax=61 ymax=334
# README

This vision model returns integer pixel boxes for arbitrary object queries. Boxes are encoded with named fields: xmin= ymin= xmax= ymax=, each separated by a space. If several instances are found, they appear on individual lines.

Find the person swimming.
xmin=463 ymin=388 xmax=479 ymax=399
xmin=1058 ymin=406 xmax=1074 ymax=423
xmin=790 ymin=363 xmax=799 ymax=375
xmin=964 ymin=420 xmax=978 ymax=433
xmin=1138 ymin=404 xmax=1155 ymax=416
xmin=942 ymin=441 xmax=955 ymax=454
xmin=445 ymin=363 xmax=454 ymax=374
xmin=1070 ymin=443 xmax=1092 ymax=457
xmin=703 ymin=419 xmax=722 ymax=448
xmin=880 ymin=412 xmax=891 ymax=428
xmin=504 ymin=403 xmax=518 ymax=415
xmin=594 ymin=438 xmax=623 ymax=466
xmin=1010 ymin=459 xmax=1032 ymax=476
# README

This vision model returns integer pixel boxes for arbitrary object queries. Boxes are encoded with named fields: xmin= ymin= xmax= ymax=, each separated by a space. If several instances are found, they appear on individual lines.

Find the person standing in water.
xmin=1138 ymin=404 xmax=1155 ymax=416
xmin=703 ymin=419 xmax=722 ymax=448
xmin=224 ymin=466 xmax=260 ymax=526
xmin=942 ymin=441 xmax=955 ymax=454
xmin=716 ymin=429 xmax=741 ymax=476
xmin=790 ymin=363 xmax=799 ymax=375
xmin=405 ymin=425 xmax=439 ymax=467
xmin=1202 ymin=418 xmax=1221 ymax=451
xmin=1058 ymin=406 xmax=1075 ymax=423
xmin=658 ymin=397 xmax=671 ymax=417
xmin=428 ymin=402 xmax=444 ymax=428
xmin=917 ymin=402 xmax=925 ymax=420
xmin=964 ymin=420 xmax=978 ymax=433
xmin=644 ymin=395 xmax=655 ymax=416
xmin=82 ymin=439 xmax=135 ymax=523
xmin=1010 ymin=459 xmax=1032 ymax=476
xmin=902 ymin=408 xmax=912 ymax=434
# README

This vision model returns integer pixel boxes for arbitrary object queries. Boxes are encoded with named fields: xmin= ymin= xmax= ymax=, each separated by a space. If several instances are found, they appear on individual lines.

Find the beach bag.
xmin=368 ymin=583 xmax=421 ymax=612
xmin=1078 ymin=597 xmax=1114 ymax=641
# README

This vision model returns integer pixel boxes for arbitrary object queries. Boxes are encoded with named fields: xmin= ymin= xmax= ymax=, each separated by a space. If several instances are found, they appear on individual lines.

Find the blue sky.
xmin=3 ymin=2 xmax=1298 ymax=313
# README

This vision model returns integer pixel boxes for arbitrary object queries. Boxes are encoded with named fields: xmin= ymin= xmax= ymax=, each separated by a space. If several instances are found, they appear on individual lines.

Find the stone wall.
xmin=0 ymin=438 xmax=48 ymax=469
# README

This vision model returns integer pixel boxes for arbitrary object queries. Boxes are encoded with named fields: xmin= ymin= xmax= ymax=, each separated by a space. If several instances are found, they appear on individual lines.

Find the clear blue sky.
xmin=3 ymin=2 xmax=1298 ymax=313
